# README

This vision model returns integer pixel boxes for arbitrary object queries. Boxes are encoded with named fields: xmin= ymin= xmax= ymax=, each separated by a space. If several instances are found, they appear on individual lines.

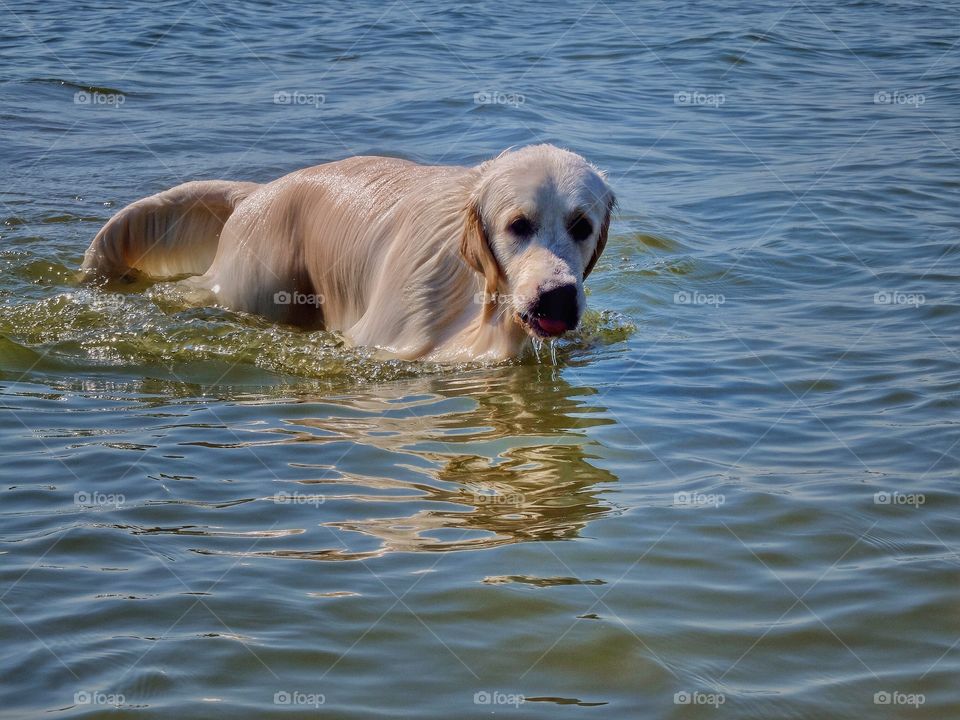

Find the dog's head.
xmin=461 ymin=144 xmax=614 ymax=338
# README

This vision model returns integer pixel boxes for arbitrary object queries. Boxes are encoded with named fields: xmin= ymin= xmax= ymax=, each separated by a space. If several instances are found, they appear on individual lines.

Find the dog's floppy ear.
xmin=583 ymin=197 xmax=613 ymax=279
xmin=460 ymin=201 xmax=502 ymax=319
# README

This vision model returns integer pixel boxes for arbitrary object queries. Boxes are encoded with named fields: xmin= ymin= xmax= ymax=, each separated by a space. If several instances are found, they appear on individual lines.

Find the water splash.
xmin=0 ymin=249 xmax=634 ymax=386
xmin=531 ymin=337 xmax=544 ymax=362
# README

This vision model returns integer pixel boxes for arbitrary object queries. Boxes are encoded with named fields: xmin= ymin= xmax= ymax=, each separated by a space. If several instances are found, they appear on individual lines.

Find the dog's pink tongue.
xmin=536 ymin=317 xmax=568 ymax=336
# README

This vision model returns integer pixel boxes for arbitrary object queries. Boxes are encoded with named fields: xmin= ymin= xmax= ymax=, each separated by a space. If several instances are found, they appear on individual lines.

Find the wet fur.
xmin=82 ymin=145 xmax=614 ymax=361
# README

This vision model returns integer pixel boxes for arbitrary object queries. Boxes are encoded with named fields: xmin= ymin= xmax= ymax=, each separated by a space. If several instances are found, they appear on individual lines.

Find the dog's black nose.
xmin=532 ymin=284 xmax=578 ymax=335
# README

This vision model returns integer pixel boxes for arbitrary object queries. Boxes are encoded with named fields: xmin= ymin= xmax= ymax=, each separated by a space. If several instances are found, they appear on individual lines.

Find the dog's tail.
xmin=81 ymin=180 xmax=261 ymax=279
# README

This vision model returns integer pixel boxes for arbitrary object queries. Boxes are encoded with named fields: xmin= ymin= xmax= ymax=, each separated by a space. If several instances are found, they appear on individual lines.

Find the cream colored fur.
xmin=82 ymin=144 xmax=614 ymax=361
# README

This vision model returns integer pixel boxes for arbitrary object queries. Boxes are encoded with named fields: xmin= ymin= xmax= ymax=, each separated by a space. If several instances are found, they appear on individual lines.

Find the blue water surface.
xmin=1 ymin=1 xmax=958 ymax=718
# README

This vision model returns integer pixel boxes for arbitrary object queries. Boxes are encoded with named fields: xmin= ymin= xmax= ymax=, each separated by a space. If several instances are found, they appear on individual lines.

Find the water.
xmin=1 ymin=1 xmax=958 ymax=717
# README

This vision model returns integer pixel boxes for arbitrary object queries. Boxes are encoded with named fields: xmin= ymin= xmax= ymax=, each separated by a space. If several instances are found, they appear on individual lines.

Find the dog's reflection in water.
xmin=258 ymin=366 xmax=618 ymax=560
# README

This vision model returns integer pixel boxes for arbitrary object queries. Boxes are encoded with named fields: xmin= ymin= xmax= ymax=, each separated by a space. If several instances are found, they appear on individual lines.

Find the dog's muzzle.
xmin=520 ymin=283 xmax=578 ymax=337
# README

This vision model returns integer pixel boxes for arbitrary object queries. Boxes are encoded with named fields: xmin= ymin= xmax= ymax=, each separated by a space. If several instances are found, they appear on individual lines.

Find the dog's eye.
xmin=568 ymin=215 xmax=593 ymax=242
xmin=508 ymin=216 xmax=534 ymax=238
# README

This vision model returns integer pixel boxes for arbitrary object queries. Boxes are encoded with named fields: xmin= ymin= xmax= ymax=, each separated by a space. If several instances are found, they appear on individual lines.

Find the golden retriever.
xmin=82 ymin=144 xmax=614 ymax=361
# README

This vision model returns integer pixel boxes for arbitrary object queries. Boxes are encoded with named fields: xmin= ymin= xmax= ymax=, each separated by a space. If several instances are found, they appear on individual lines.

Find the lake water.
xmin=1 ymin=1 xmax=958 ymax=717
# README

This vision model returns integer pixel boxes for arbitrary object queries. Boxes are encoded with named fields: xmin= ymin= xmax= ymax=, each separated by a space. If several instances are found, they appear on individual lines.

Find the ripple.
xmin=2 ymin=1 xmax=959 ymax=717
xmin=482 ymin=575 xmax=607 ymax=587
